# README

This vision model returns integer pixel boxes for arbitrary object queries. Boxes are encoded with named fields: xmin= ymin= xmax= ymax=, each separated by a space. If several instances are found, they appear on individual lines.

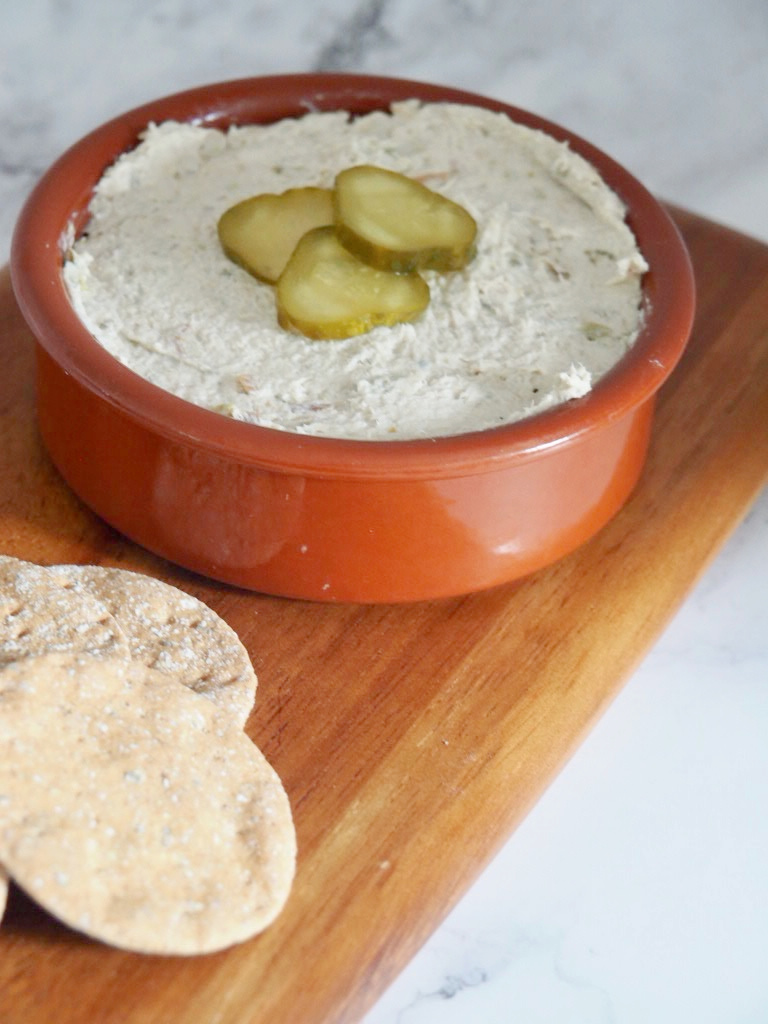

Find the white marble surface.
xmin=2 ymin=2 xmax=767 ymax=1021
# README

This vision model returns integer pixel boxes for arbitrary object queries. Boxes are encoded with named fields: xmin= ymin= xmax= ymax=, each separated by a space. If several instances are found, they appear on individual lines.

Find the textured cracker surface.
xmin=0 ymin=556 xmax=129 ymax=665
xmin=59 ymin=564 xmax=258 ymax=727
xmin=0 ymin=558 xmax=257 ymax=727
xmin=0 ymin=652 xmax=296 ymax=955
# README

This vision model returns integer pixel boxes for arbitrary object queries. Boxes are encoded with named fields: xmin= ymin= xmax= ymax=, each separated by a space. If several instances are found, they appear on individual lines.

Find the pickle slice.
xmin=218 ymin=187 xmax=334 ymax=283
xmin=334 ymin=165 xmax=477 ymax=273
xmin=276 ymin=226 xmax=430 ymax=340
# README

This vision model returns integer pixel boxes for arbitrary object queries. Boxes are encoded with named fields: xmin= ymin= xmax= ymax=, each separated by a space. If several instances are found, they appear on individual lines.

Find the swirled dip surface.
xmin=63 ymin=102 xmax=647 ymax=440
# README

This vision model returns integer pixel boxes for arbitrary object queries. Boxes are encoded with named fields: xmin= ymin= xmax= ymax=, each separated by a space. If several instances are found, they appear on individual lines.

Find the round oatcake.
xmin=0 ymin=651 xmax=296 ymax=955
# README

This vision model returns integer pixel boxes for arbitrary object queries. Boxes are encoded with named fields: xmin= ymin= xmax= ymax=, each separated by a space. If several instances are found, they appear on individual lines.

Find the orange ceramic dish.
xmin=10 ymin=74 xmax=695 ymax=603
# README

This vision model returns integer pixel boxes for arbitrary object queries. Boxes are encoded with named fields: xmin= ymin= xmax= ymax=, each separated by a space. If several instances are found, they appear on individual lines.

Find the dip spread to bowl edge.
xmin=10 ymin=73 xmax=696 ymax=602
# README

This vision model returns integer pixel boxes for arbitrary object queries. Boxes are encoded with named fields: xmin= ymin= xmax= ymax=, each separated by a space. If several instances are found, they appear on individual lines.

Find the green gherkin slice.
xmin=276 ymin=226 xmax=430 ymax=340
xmin=218 ymin=186 xmax=334 ymax=283
xmin=333 ymin=165 xmax=477 ymax=273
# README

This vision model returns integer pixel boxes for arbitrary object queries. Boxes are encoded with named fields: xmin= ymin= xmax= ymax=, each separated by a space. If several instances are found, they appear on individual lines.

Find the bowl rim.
xmin=10 ymin=72 xmax=696 ymax=481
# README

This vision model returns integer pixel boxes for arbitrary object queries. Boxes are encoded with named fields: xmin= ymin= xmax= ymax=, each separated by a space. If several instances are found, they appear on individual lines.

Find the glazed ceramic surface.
xmin=11 ymin=74 xmax=695 ymax=602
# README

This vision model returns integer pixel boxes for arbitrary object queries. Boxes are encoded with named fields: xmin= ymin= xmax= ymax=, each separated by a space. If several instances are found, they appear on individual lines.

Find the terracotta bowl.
xmin=10 ymin=73 xmax=695 ymax=603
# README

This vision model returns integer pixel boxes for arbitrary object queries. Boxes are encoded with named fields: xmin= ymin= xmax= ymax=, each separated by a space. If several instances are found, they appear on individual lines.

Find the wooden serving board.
xmin=1 ymin=208 xmax=767 ymax=1024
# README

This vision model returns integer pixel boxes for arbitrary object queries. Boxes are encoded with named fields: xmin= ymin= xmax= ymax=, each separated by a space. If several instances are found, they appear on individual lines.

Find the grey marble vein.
xmin=313 ymin=0 xmax=394 ymax=70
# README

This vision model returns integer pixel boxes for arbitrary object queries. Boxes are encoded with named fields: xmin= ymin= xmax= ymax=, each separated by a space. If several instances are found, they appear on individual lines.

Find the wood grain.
xmin=1 ymin=208 xmax=767 ymax=1024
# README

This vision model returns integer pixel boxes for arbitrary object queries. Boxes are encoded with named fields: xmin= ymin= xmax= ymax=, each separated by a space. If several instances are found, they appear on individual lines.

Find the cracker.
xmin=0 ymin=652 xmax=296 ymax=955
xmin=0 ymin=556 xmax=130 ymax=665
xmin=58 ymin=564 xmax=258 ymax=727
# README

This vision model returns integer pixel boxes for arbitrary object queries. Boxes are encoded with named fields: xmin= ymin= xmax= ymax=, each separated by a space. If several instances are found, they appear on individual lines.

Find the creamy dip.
xmin=63 ymin=101 xmax=647 ymax=440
